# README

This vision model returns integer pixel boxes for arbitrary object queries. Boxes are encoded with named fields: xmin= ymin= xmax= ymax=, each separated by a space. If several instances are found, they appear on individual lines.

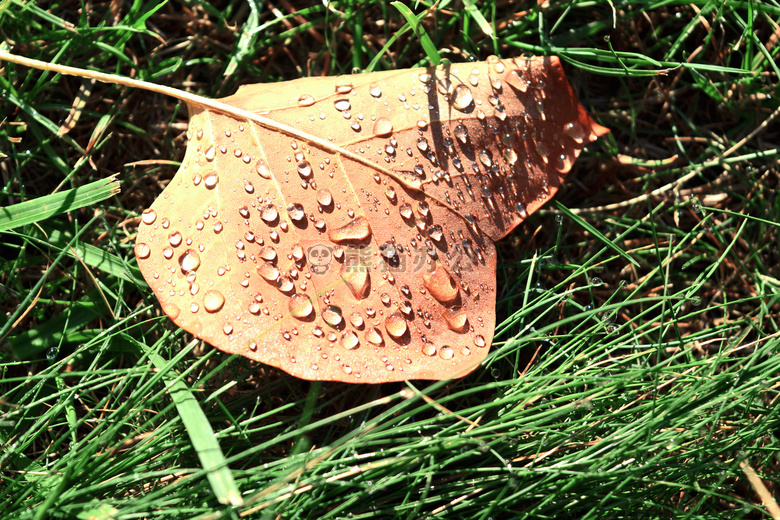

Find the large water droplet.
xmin=451 ymin=84 xmax=474 ymax=110
xmin=256 ymin=160 xmax=272 ymax=179
xmin=423 ymin=265 xmax=459 ymax=305
xmin=399 ymin=203 xmax=413 ymax=219
xmin=564 ymin=122 xmax=585 ymax=142
xmin=454 ymin=124 xmax=468 ymax=144
xmin=323 ymin=305 xmax=343 ymax=328
xmin=297 ymin=161 xmax=312 ymax=179
xmin=365 ymin=327 xmax=384 ymax=346
xmin=341 ymin=266 xmax=370 ymax=300
xmin=133 ymin=244 xmax=150 ymax=263
xmin=203 ymin=290 xmax=225 ymax=313
xmin=373 ymin=117 xmax=393 ymax=137
xmin=443 ymin=306 xmax=468 ymax=332
xmin=287 ymin=203 xmax=305 ymax=222
xmin=439 ymin=346 xmax=454 ymax=360
xmin=261 ymin=204 xmax=279 ymax=224
xmin=179 ymin=249 xmax=201 ymax=273
xmin=334 ymin=99 xmax=351 ymax=111
xmin=340 ymin=330 xmax=360 ymax=350
xmin=288 ymin=293 xmax=313 ymax=319
xmin=259 ymin=246 xmax=277 ymax=262
xmin=427 ymin=225 xmax=443 ymax=241
xmin=385 ymin=312 xmax=408 ymax=339
xmin=328 ymin=216 xmax=372 ymax=243
xmin=379 ymin=242 xmax=396 ymax=258
xmin=298 ymin=94 xmax=315 ymax=107
xmin=369 ymin=85 xmax=382 ymax=98
xmin=204 ymin=173 xmax=218 ymax=189
xmin=141 ymin=209 xmax=157 ymax=225
xmin=259 ymin=263 xmax=280 ymax=282
xmin=317 ymin=188 xmax=333 ymax=206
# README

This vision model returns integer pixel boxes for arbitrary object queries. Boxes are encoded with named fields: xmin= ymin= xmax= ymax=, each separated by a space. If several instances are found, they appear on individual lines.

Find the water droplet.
xmin=451 ymin=84 xmax=474 ymax=110
xmin=329 ymin=216 xmax=372 ymax=243
xmin=439 ymin=346 xmax=454 ymax=360
xmin=422 ymin=342 xmax=436 ymax=356
xmin=141 ymin=209 xmax=157 ymax=225
xmin=379 ymin=242 xmax=396 ymax=258
xmin=385 ymin=312 xmax=408 ymax=339
xmin=399 ymin=203 xmax=413 ymax=219
xmin=416 ymin=137 xmax=429 ymax=152
xmin=287 ymin=203 xmax=305 ymax=221
xmin=437 ymin=78 xmax=453 ymax=95
xmin=351 ymin=121 xmax=361 ymax=132
xmin=564 ymin=122 xmax=585 ymax=142
xmin=349 ymin=312 xmax=364 ymax=328
xmin=261 ymin=204 xmax=279 ymax=224
xmin=474 ymin=335 xmax=486 ymax=347
xmin=323 ymin=305 xmax=344 ymax=328
xmin=365 ymin=327 xmax=383 ymax=346
xmin=342 ymin=267 xmax=370 ymax=300
xmin=256 ymin=160 xmax=272 ymax=179
xmin=373 ymin=117 xmax=393 ymax=137
xmin=340 ymin=331 xmax=360 ymax=350
xmin=288 ymin=293 xmax=313 ymax=319
xmin=298 ymin=94 xmax=315 ymax=106
xmin=179 ymin=249 xmax=201 ymax=273
xmin=297 ymin=161 xmax=312 ymax=179
xmin=135 ymin=242 xmax=151 ymax=259
xmin=503 ymin=148 xmax=518 ymax=165
xmin=334 ymin=99 xmax=351 ymax=111
xmin=258 ymin=263 xmax=280 ymax=282
xmin=317 ymin=188 xmax=333 ymax=206
xmin=427 ymin=225 xmax=443 ymax=241
xmin=417 ymin=201 xmax=429 ymax=217
xmin=444 ymin=306 xmax=468 ymax=332
xmin=259 ymin=246 xmax=277 ymax=262
xmin=423 ymin=265 xmax=459 ymax=305
xmin=384 ymin=186 xmax=396 ymax=201
xmin=369 ymin=85 xmax=382 ymax=97
xmin=478 ymin=150 xmax=492 ymax=167
xmin=203 ymin=290 xmax=225 ymax=312
xmin=204 ymin=146 xmax=215 ymax=161
xmin=204 ymin=173 xmax=218 ymax=189
xmin=514 ymin=202 xmax=528 ymax=218
xmin=454 ymin=124 xmax=468 ymax=144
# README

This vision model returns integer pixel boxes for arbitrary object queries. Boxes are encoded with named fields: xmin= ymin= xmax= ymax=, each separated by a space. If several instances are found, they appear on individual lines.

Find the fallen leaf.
xmin=134 ymin=55 xmax=607 ymax=383
xmin=0 ymin=51 xmax=608 ymax=382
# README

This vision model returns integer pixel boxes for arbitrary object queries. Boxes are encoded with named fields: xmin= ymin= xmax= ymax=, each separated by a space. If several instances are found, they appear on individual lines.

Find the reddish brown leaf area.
xmin=134 ymin=55 xmax=609 ymax=383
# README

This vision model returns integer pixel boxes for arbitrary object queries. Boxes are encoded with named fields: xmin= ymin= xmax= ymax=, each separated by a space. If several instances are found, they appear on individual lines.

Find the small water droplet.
xmin=443 ymin=306 xmax=468 ymax=332
xmin=334 ymin=99 xmax=351 ymax=111
xmin=365 ymin=327 xmax=383 ymax=346
xmin=204 ymin=146 xmax=215 ymax=161
xmin=474 ymin=335 xmax=486 ymax=347
xmin=564 ymin=122 xmax=585 ymax=142
xmin=399 ymin=203 xmax=413 ymax=219
xmin=417 ymin=201 xmax=429 ymax=217
xmin=369 ymin=85 xmax=382 ymax=97
xmin=427 ymin=225 xmax=443 ymax=241
xmin=416 ymin=137 xmax=429 ymax=152
xmin=258 ymin=263 xmax=280 ymax=282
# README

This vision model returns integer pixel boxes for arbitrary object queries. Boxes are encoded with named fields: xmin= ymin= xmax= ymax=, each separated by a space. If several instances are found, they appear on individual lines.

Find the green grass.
xmin=2 ymin=0 xmax=779 ymax=518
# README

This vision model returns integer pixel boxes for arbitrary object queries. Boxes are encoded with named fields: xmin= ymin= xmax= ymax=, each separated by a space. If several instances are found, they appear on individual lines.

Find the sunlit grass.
xmin=1 ymin=1 xmax=778 ymax=518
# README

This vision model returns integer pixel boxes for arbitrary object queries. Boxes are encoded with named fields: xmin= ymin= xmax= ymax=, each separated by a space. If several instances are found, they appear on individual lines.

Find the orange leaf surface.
xmin=132 ymin=55 xmax=607 ymax=383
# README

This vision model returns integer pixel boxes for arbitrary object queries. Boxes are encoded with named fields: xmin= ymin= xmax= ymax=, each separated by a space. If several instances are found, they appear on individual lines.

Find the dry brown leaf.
xmin=0 ymin=51 xmax=608 ymax=383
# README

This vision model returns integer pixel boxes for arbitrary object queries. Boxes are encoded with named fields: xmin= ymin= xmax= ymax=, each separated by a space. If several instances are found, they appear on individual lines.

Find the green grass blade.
xmin=0 ymin=176 xmax=120 ymax=232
